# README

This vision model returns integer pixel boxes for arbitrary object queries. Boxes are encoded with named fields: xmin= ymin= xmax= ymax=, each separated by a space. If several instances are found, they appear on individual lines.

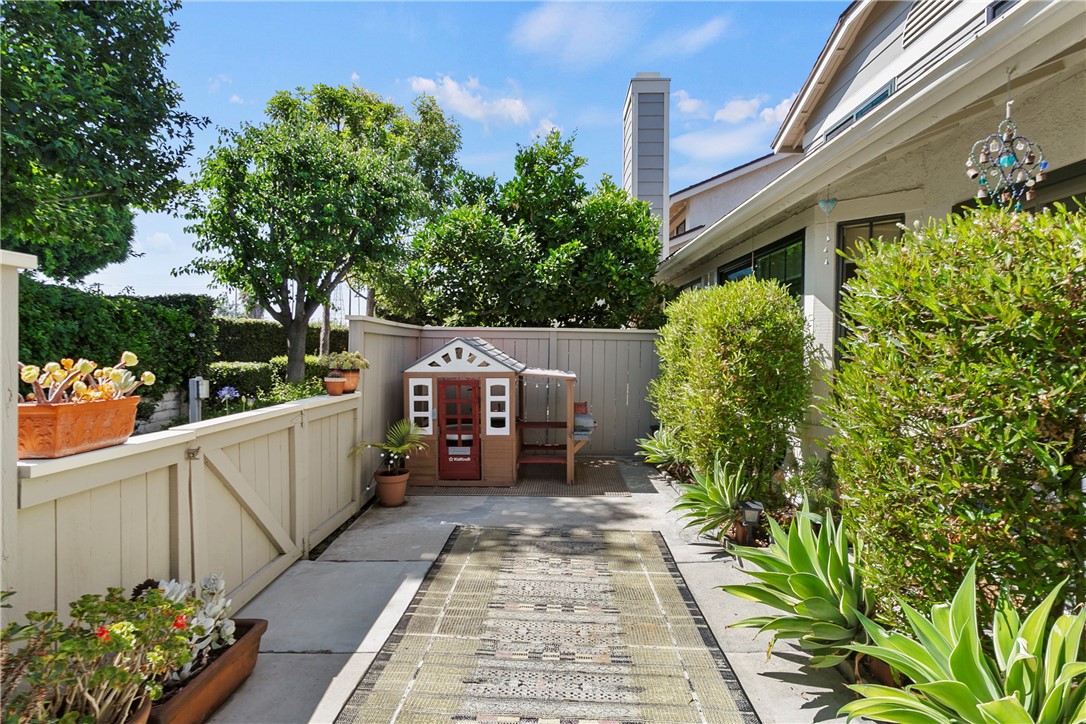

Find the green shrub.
xmin=649 ymin=278 xmax=814 ymax=500
xmin=205 ymin=362 xmax=274 ymax=399
xmin=18 ymin=278 xmax=217 ymax=403
xmin=825 ymin=204 xmax=1086 ymax=626
xmin=269 ymin=354 xmax=329 ymax=381
xmin=214 ymin=317 xmax=348 ymax=362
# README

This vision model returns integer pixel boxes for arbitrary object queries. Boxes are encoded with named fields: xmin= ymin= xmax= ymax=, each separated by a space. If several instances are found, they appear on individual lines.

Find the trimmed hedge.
xmin=18 ymin=278 xmax=217 ymax=403
xmin=269 ymin=355 xmax=329 ymax=382
xmin=205 ymin=362 xmax=275 ymax=399
xmin=214 ymin=317 xmax=348 ymax=362
xmin=825 ymin=204 xmax=1086 ymax=626
xmin=649 ymin=277 xmax=814 ymax=501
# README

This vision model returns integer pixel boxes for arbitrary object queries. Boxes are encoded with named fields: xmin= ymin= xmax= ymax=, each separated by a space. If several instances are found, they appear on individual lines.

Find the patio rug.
xmin=336 ymin=526 xmax=759 ymax=724
xmin=408 ymin=458 xmax=630 ymax=497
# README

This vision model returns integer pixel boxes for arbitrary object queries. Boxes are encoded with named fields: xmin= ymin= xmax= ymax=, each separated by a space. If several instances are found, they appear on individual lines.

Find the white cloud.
xmin=208 ymin=74 xmax=231 ymax=94
xmin=408 ymin=75 xmax=530 ymax=126
xmin=229 ymin=94 xmax=245 ymax=105
xmin=510 ymin=4 xmax=642 ymax=68
xmin=135 ymin=231 xmax=175 ymax=253
xmin=714 ymin=95 xmax=767 ymax=124
xmin=673 ymin=90 xmax=708 ymax=118
xmin=532 ymin=118 xmax=561 ymax=138
xmin=759 ymin=94 xmax=796 ymax=125
xmin=671 ymin=123 xmax=770 ymax=163
xmin=650 ymin=16 xmax=728 ymax=57
xmin=350 ymin=72 xmax=360 ymax=83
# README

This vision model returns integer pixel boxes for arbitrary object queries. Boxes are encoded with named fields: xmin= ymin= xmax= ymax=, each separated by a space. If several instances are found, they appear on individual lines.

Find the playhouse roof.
xmin=404 ymin=337 xmax=576 ymax=379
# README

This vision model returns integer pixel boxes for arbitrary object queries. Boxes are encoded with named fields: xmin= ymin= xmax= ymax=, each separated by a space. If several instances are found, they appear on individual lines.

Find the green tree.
xmin=0 ymin=0 xmax=205 ymax=280
xmin=180 ymin=86 xmax=458 ymax=381
xmin=375 ymin=131 xmax=672 ymax=328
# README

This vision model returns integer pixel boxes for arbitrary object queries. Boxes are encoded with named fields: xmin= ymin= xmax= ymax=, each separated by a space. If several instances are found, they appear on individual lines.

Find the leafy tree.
xmin=180 ymin=86 xmax=458 ymax=381
xmin=0 ymin=0 xmax=205 ymax=280
xmin=375 ymin=131 xmax=672 ymax=328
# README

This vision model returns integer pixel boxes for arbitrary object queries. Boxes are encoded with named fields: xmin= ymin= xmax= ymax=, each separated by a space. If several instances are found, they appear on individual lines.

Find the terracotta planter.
xmin=867 ymin=655 xmax=900 ymax=687
xmin=375 ymin=470 xmax=410 ymax=506
xmin=323 ymin=377 xmax=346 ymax=396
xmin=150 ymin=618 xmax=268 ymax=724
xmin=127 ymin=696 xmax=152 ymax=724
xmin=331 ymin=368 xmax=360 ymax=393
xmin=18 ymin=396 xmax=140 ymax=459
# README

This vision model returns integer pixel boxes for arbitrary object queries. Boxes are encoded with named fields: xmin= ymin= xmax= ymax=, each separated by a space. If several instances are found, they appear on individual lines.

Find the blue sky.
xmin=85 ymin=1 xmax=843 ymax=298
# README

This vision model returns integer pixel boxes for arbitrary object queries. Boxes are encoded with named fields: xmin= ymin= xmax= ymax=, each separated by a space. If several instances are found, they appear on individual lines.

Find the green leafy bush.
xmin=18 ymin=278 xmax=216 ymax=403
xmin=649 ymin=278 xmax=814 ymax=500
xmin=214 ymin=317 xmax=348 ymax=362
xmin=720 ymin=506 xmax=876 ymax=668
xmin=825 ymin=204 xmax=1086 ymax=625
xmin=269 ymin=355 xmax=329 ymax=381
xmin=205 ymin=361 xmax=274 ymax=399
xmin=841 ymin=565 xmax=1085 ymax=724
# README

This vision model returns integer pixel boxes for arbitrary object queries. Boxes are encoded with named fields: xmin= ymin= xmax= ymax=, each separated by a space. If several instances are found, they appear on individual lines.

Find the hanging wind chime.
xmin=964 ymin=72 xmax=1047 ymax=210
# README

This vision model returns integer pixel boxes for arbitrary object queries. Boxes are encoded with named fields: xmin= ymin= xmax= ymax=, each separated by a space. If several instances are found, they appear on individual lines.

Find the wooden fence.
xmin=350 ymin=318 xmax=660 ymax=455
xmin=8 ymin=395 xmax=362 ymax=620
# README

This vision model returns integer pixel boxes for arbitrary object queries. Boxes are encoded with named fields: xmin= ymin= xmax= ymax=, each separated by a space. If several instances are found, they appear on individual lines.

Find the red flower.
xmin=172 ymin=615 xmax=186 ymax=630
xmin=96 ymin=625 xmax=110 ymax=642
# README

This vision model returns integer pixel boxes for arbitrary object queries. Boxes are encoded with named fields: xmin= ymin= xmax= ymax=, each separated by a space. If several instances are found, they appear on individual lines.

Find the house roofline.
xmin=659 ymin=0 xmax=1083 ymax=281
xmin=669 ymin=153 xmax=796 ymax=201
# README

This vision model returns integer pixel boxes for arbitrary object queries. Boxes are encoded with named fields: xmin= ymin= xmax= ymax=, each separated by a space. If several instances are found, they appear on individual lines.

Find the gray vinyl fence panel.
xmin=348 ymin=319 xmax=660 ymax=455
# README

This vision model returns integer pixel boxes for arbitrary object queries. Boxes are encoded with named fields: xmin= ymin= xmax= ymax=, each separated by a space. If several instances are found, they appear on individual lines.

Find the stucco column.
xmin=1 ymin=251 xmax=37 ymax=611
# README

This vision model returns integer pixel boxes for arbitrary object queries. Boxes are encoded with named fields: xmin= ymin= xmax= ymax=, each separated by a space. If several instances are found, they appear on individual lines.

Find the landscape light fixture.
xmin=739 ymin=500 xmax=764 ymax=543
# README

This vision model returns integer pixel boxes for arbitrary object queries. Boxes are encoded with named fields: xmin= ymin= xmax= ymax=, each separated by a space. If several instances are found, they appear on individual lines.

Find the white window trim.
xmin=485 ymin=377 xmax=510 ymax=436
xmin=408 ymin=377 xmax=433 ymax=435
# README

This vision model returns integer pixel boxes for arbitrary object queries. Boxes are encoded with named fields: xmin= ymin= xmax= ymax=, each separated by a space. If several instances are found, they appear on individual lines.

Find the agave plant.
xmin=635 ymin=426 xmax=684 ymax=474
xmin=840 ymin=564 xmax=1086 ymax=724
xmin=719 ymin=505 xmax=875 ymax=667
xmin=671 ymin=455 xmax=750 ymax=538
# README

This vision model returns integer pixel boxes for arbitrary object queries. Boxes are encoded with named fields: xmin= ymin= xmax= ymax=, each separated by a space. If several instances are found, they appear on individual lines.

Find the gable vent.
xmin=903 ymin=0 xmax=960 ymax=47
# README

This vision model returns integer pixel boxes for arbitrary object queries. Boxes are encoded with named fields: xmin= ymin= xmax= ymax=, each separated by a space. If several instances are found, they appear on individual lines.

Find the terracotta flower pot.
xmin=323 ymin=377 xmax=346 ymax=396
xmin=331 ymin=368 xmax=360 ymax=393
xmin=18 ymin=396 xmax=140 ymax=459
xmin=126 ymin=696 xmax=151 ymax=724
xmin=149 ymin=618 xmax=268 ymax=724
xmin=375 ymin=470 xmax=410 ymax=507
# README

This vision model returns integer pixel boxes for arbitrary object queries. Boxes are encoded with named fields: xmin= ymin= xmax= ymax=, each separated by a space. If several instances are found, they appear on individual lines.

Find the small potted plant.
xmin=146 ymin=574 xmax=268 ymax=724
xmin=321 ymin=351 xmax=368 ymax=393
xmin=1 ymin=587 xmax=192 ymax=724
xmin=17 ymin=352 xmax=156 ymax=459
xmin=350 ymin=419 xmax=427 ymax=506
xmin=323 ymin=370 xmax=346 ymax=396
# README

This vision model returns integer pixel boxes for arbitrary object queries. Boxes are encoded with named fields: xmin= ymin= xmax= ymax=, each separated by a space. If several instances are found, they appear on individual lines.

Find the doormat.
xmin=408 ymin=458 xmax=630 ymax=497
xmin=336 ymin=526 xmax=759 ymax=724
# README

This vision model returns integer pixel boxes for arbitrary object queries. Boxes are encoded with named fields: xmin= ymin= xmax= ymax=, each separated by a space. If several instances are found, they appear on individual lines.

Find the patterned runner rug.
xmin=336 ymin=526 xmax=759 ymax=724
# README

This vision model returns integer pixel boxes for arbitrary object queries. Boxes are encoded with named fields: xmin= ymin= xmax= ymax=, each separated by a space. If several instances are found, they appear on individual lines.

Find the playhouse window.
xmin=486 ymin=378 xmax=510 ymax=435
xmin=408 ymin=378 xmax=433 ymax=434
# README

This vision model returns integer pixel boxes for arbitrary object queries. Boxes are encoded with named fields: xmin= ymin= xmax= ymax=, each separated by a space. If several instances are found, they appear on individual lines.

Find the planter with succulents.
xmin=321 ymin=351 xmax=368 ymax=394
xmin=17 ymin=352 xmax=155 ymax=459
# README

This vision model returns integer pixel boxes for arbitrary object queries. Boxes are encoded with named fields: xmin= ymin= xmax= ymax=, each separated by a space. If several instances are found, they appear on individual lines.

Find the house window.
xmin=485 ymin=378 xmax=510 ymax=435
xmin=986 ymin=0 xmax=1017 ymax=23
xmin=408 ymin=378 xmax=433 ymax=435
xmin=836 ymin=215 xmax=904 ymax=355
xmin=717 ymin=231 xmax=805 ymax=296
xmin=824 ymin=80 xmax=896 ymax=143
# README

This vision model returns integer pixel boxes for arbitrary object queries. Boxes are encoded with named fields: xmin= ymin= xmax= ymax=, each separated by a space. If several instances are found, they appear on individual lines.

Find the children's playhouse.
xmin=402 ymin=337 xmax=595 ymax=486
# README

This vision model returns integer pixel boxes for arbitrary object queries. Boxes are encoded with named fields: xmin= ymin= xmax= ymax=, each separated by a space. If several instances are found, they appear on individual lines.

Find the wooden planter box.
xmin=149 ymin=618 xmax=267 ymax=724
xmin=18 ymin=396 xmax=140 ymax=459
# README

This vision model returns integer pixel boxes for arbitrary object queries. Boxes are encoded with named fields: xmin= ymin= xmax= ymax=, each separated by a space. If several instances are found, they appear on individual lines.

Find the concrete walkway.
xmin=209 ymin=458 xmax=853 ymax=723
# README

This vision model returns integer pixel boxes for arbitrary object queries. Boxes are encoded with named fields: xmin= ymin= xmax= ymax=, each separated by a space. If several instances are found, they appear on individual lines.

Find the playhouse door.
xmin=438 ymin=380 xmax=481 ymax=479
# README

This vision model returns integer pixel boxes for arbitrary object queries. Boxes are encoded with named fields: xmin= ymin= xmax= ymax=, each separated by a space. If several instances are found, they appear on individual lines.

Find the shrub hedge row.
xmin=204 ymin=362 xmax=275 ymax=399
xmin=214 ymin=318 xmax=348 ymax=362
xmin=826 ymin=204 xmax=1086 ymax=626
xmin=649 ymin=277 xmax=814 ymax=502
xmin=18 ymin=277 xmax=217 ymax=403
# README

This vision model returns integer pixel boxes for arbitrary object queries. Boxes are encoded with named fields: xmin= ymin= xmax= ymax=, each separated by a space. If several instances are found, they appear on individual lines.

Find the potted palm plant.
xmin=350 ymin=419 xmax=427 ymax=506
